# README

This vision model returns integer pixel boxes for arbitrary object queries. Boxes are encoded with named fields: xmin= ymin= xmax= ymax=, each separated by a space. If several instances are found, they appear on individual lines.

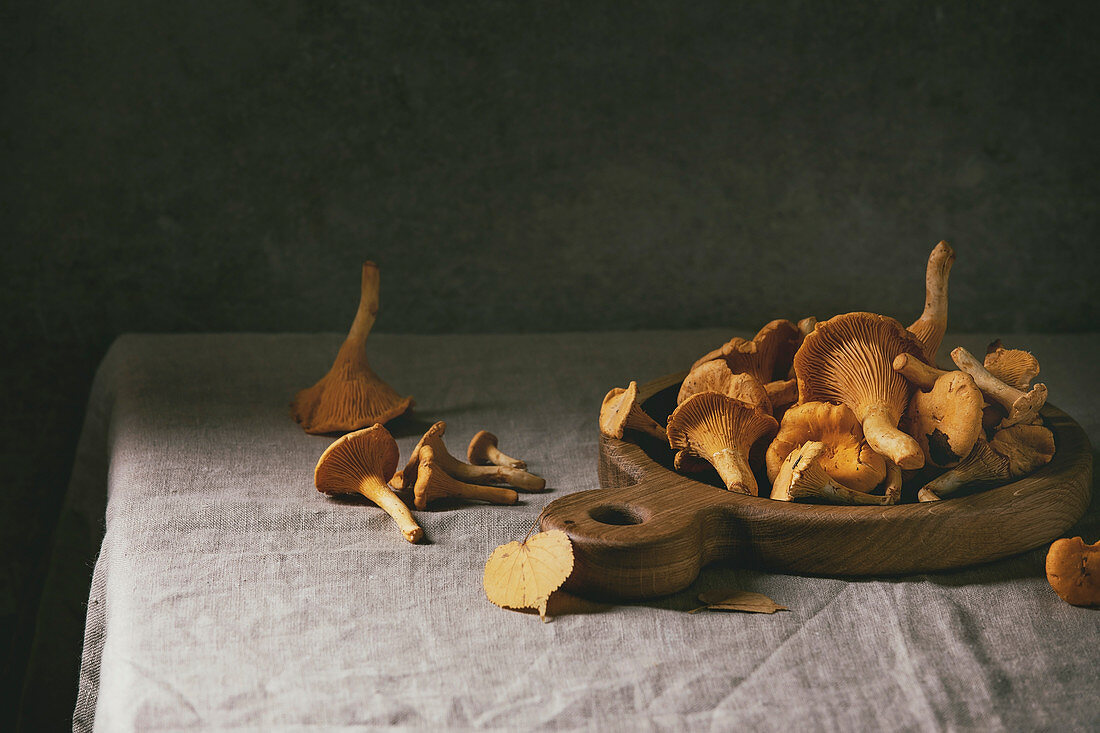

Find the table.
xmin=63 ymin=331 xmax=1098 ymax=730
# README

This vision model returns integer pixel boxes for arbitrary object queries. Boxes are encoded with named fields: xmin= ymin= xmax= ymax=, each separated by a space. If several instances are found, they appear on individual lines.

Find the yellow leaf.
xmin=689 ymin=590 xmax=789 ymax=614
xmin=483 ymin=530 xmax=574 ymax=620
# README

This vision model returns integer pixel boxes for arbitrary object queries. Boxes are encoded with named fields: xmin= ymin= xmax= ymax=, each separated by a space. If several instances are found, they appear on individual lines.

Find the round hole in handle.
xmin=588 ymin=504 xmax=646 ymax=525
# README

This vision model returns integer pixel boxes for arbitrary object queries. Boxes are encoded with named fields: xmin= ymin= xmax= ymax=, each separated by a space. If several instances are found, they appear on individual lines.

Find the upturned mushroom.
xmin=907 ymin=241 xmax=955 ymax=365
xmin=392 ymin=421 xmax=546 ymax=492
xmin=904 ymin=370 xmax=984 ymax=468
xmin=1045 ymin=537 xmax=1100 ymax=607
xmin=690 ymin=319 xmax=802 ymax=383
xmin=291 ymin=262 xmax=413 ymax=434
xmin=765 ymin=402 xmax=887 ymax=493
xmin=951 ymin=347 xmax=1048 ymax=429
xmin=676 ymin=360 xmax=771 ymax=411
xmin=314 ymin=424 xmax=423 ymax=543
xmin=984 ymin=340 xmax=1040 ymax=391
xmin=794 ymin=312 xmax=926 ymax=470
xmin=467 ymin=430 xmax=527 ymax=469
xmin=600 ymin=381 xmax=667 ymax=441
xmin=666 ymin=392 xmax=778 ymax=495
xmin=917 ymin=423 xmax=1055 ymax=501
xmin=411 ymin=446 xmax=519 ymax=509
xmin=771 ymin=442 xmax=890 ymax=505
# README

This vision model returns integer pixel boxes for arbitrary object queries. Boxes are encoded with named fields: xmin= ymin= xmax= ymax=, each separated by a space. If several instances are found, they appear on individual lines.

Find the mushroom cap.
xmin=600 ymin=381 xmax=665 ymax=440
xmin=794 ymin=311 xmax=925 ymax=468
xmin=1045 ymin=537 xmax=1100 ymax=607
xmin=677 ymin=361 xmax=771 ymax=411
xmin=989 ymin=423 xmax=1055 ymax=477
xmin=690 ymin=319 xmax=802 ymax=383
xmin=667 ymin=392 xmax=778 ymax=477
xmin=771 ymin=441 xmax=828 ymax=502
xmin=984 ymin=341 xmax=1040 ymax=391
xmin=905 ymin=371 xmax=984 ymax=468
xmin=314 ymin=423 xmax=399 ymax=495
xmin=765 ymin=401 xmax=886 ymax=492
xmin=391 ymin=420 xmax=447 ymax=490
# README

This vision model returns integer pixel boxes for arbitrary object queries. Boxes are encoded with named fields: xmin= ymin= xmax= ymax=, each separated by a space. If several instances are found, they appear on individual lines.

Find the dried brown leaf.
xmin=483 ymin=530 xmax=574 ymax=621
xmin=689 ymin=590 xmax=789 ymax=614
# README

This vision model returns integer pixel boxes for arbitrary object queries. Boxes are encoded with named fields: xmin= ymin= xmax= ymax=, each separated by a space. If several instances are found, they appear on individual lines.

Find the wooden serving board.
xmin=540 ymin=371 xmax=1093 ymax=599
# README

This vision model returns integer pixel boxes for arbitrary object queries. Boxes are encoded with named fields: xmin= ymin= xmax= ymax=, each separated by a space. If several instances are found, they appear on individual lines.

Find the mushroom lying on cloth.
xmin=292 ymin=262 xmax=413 ymax=434
xmin=1046 ymin=537 xmax=1100 ymax=607
xmin=765 ymin=402 xmax=887 ymax=493
xmin=314 ymin=424 xmax=423 ymax=543
xmin=917 ymin=423 xmax=1055 ymax=502
xmin=794 ymin=311 xmax=926 ymax=470
xmin=392 ymin=421 xmax=545 ymax=492
xmin=667 ymin=392 xmax=778 ymax=495
xmin=771 ymin=442 xmax=890 ymax=505
xmin=411 ymin=446 xmax=518 ymax=509
xmin=468 ymin=430 xmax=527 ymax=470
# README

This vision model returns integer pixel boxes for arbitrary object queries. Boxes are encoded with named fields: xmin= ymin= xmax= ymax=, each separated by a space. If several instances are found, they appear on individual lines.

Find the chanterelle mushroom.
xmin=917 ymin=423 xmax=1055 ymax=501
xmin=904 ymin=370 xmax=984 ymax=468
xmin=291 ymin=262 xmax=413 ymax=434
xmin=1045 ymin=537 xmax=1100 ymax=607
xmin=892 ymin=353 xmax=950 ymax=391
xmin=314 ymin=424 xmax=423 ymax=543
xmin=690 ymin=319 xmax=802 ymax=383
xmin=600 ymin=381 xmax=666 ymax=441
xmin=765 ymin=402 xmax=887 ymax=493
xmin=411 ymin=446 xmax=518 ymax=509
xmin=907 ymin=241 xmax=955 ymax=365
xmin=771 ymin=442 xmax=890 ymax=505
xmin=467 ymin=430 xmax=527 ymax=470
xmin=676 ymin=360 xmax=771 ymax=411
xmin=392 ymin=421 xmax=545 ymax=492
xmin=951 ymin=347 xmax=1047 ymax=429
xmin=794 ymin=312 xmax=926 ymax=470
xmin=666 ymin=392 xmax=778 ymax=495
xmin=984 ymin=340 xmax=1040 ymax=391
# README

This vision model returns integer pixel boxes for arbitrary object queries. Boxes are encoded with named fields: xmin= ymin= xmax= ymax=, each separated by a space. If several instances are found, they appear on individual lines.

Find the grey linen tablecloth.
xmin=67 ymin=331 xmax=1098 ymax=732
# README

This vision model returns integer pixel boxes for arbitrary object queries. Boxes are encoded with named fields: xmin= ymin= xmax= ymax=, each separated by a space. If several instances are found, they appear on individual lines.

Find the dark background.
xmin=3 ymin=1 xmax=1099 ymax=728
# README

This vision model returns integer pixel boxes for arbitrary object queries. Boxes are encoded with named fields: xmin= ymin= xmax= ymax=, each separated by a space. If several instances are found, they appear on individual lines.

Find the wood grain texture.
xmin=540 ymin=371 xmax=1093 ymax=599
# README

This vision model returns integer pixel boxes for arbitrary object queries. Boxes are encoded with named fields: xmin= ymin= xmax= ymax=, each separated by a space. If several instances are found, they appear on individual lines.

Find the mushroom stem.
xmin=882 ymin=460 xmax=903 ymax=505
xmin=908 ymin=241 xmax=955 ymax=365
xmin=892 ymin=353 xmax=949 ymax=390
xmin=860 ymin=404 xmax=925 ymax=470
xmin=917 ymin=439 xmax=1008 ymax=501
xmin=792 ymin=480 xmax=889 ymax=505
xmin=710 ymin=447 xmax=756 ymax=495
xmin=345 ymin=262 xmax=381 ymax=347
xmin=435 ymin=479 xmax=519 ymax=506
xmin=951 ymin=347 xmax=1047 ymax=428
xmin=468 ymin=431 xmax=527 ymax=469
xmin=358 ymin=476 xmax=423 ymax=543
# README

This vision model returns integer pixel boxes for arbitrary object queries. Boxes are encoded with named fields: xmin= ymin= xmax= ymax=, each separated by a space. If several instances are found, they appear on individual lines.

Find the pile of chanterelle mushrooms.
xmin=600 ymin=242 xmax=1056 ymax=505
xmin=293 ymin=261 xmax=546 ymax=542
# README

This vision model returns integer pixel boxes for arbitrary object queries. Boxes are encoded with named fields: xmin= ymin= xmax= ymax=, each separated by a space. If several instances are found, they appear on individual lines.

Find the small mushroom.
xmin=771 ymin=442 xmax=890 ymax=505
xmin=892 ymin=353 xmax=950 ymax=390
xmin=393 ymin=421 xmax=545 ymax=492
xmin=917 ymin=423 xmax=1055 ymax=501
xmin=291 ymin=262 xmax=413 ymax=434
xmin=690 ymin=319 xmax=802 ymax=383
xmin=411 ymin=445 xmax=518 ymax=509
xmin=797 ymin=317 xmax=817 ymax=338
xmin=677 ymin=360 xmax=771 ymax=410
xmin=666 ymin=392 xmax=778 ymax=495
xmin=904 ymin=370 xmax=984 ymax=468
xmin=794 ymin=312 xmax=926 ymax=470
xmin=600 ymin=381 xmax=667 ymax=441
xmin=984 ymin=340 xmax=1040 ymax=391
xmin=907 ymin=241 xmax=955 ymax=365
xmin=765 ymin=402 xmax=887 ymax=493
xmin=314 ymin=424 xmax=423 ymax=543
xmin=1045 ymin=537 xmax=1100 ymax=607
xmin=951 ymin=347 xmax=1048 ymax=429
xmin=467 ymin=430 xmax=527 ymax=470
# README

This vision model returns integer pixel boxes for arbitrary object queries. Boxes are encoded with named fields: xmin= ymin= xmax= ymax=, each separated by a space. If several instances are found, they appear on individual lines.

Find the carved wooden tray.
xmin=539 ymin=371 xmax=1093 ymax=599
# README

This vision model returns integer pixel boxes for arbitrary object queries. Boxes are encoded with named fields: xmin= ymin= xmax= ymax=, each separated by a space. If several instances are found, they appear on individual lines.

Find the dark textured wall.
xmin=3 ymin=1 xmax=1099 ymax=727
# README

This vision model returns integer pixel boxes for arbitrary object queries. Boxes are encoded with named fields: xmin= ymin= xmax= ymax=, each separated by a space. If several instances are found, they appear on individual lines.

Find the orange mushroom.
xmin=411 ymin=446 xmax=519 ymax=509
xmin=600 ymin=381 xmax=666 ymax=441
xmin=392 ymin=421 xmax=545 ymax=492
xmin=666 ymin=392 xmax=778 ymax=495
xmin=765 ymin=401 xmax=887 ymax=493
xmin=916 ymin=423 xmax=1055 ymax=501
xmin=1045 ymin=537 xmax=1100 ymax=607
xmin=771 ymin=442 xmax=890 ymax=505
xmin=794 ymin=312 xmax=926 ymax=470
xmin=903 ymin=370 xmax=984 ymax=468
xmin=291 ymin=262 xmax=413 ymax=434
xmin=314 ymin=424 xmax=422 ymax=543
xmin=467 ymin=430 xmax=527 ymax=470
xmin=951 ymin=347 xmax=1047 ymax=429
xmin=676 ymin=360 xmax=771 ymax=411
xmin=907 ymin=241 xmax=955 ymax=365
xmin=984 ymin=340 xmax=1040 ymax=391
xmin=690 ymin=319 xmax=802 ymax=383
